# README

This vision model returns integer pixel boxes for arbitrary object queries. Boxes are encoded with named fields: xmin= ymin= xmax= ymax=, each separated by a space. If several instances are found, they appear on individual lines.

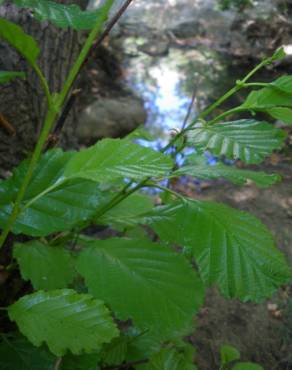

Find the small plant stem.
xmin=0 ymin=0 xmax=115 ymax=249
xmin=146 ymin=183 xmax=186 ymax=201
xmin=243 ymin=82 xmax=270 ymax=88
xmin=54 ymin=0 xmax=114 ymax=111
xmin=93 ymin=54 xmax=275 ymax=221
xmin=206 ymin=106 xmax=246 ymax=126
xmin=32 ymin=63 xmax=52 ymax=107
xmin=54 ymin=357 xmax=62 ymax=370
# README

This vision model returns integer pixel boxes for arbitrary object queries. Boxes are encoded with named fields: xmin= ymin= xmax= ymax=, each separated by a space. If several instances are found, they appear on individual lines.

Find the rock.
xmin=76 ymin=95 xmax=147 ymax=143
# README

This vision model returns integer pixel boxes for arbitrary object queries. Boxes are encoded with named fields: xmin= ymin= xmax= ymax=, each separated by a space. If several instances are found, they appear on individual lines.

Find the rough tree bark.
xmin=0 ymin=0 xmax=88 ymax=172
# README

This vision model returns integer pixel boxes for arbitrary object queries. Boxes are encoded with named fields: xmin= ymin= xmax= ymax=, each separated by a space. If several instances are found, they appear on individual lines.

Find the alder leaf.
xmin=13 ymin=241 xmax=75 ymax=290
xmin=0 ymin=18 xmax=39 ymax=65
xmin=220 ymin=344 xmax=240 ymax=366
xmin=13 ymin=0 xmax=106 ymax=30
xmin=76 ymin=238 xmax=204 ymax=338
xmin=98 ymin=193 xmax=154 ymax=228
xmin=8 ymin=289 xmax=119 ymax=356
xmin=0 ymin=335 xmax=55 ymax=370
xmin=147 ymin=347 xmax=197 ymax=370
xmin=174 ymin=156 xmax=280 ymax=188
xmin=266 ymin=107 xmax=292 ymax=125
xmin=0 ymin=149 xmax=107 ymax=236
xmin=64 ymin=138 xmax=173 ymax=183
xmin=0 ymin=71 xmax=25 ymax=84
xmin=150 ymin=200 xmax=291 ymax=302
xmin=232 ymin=363 xmax=263 ymax=370
xmin=188 ymin=120 xmax=285 ymax=164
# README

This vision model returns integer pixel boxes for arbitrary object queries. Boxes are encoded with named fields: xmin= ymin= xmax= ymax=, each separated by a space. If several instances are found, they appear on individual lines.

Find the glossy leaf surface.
xmin=64 ymin=139 xmax=173 ymax=182
xmin=77 ymin=238 xmax=204 ymax=338
xmin=0 ymin=149 xmax=106 ymax=236
xmin=151 ymin=200 xmax=291 ymax=301
xmin=174 ymin=156 xmax=280 ymax=187
xmin=8 ymin=289 xmax=118 ymax=356
xmin=188 ymin=120 xmax=285 ymax=164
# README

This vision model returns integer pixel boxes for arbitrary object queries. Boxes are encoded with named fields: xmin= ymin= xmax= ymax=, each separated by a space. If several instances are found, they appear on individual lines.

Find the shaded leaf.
xmin=64 ymin=138 xmax=173 ymax=183
xmin=0 ymin=18 xmax=39 ymax=65
xmin=8 ymin=289 xmax=119 ymax=356
xmin=13 ymin=241 xmax=75 ymax=290
xmin=101 ymin=336 xmax=129 ymax=366
xmin=13 ymin=0 xmax=105 ymax=30
xmin=151 ymin=200 xmax=291 ymax=301
xmin=188 ymin=120 xmax=285 ymax=164
xmin=61 ymin=353 xmax=100 ymax=370
xmin=98 ymin=193 xmax=154 ymax=228
xmin=147 ymin=347 xmax=197 ymax=370
xmin=232 ymin=362 xmax=263 ymax=370
xmin=0 ymin=149 xmax=106 ymax=236
xmin=220 ymin=344 xmax=240 ymax=365
xmin=0 ymin=334 xmax=55 ymax=370
xmin=77 ymin=238 xmax=204 ymax=338
xmin=0 ymin=70 xmax=25 ymax=84
xmin=174 ymin=155 xmax=280 ymax=187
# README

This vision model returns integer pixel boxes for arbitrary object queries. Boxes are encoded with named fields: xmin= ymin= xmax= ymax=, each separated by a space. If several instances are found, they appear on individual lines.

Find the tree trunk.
xmin=0 ymin=0 xmax=88 ymax=172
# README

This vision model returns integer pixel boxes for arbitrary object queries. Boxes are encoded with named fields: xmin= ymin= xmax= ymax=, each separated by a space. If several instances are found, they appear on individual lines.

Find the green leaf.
xmin=13 ymin=241 xmax=75 ymax=290
xmin=76 ymin=238 xmax=204 ymax=338
xmin=0 ymin=335 xmax=55 ymax=370
xmin=266 ymin=107 xmax=292 ymax=125
xmin=220 ymin=344 xmax=240 ymax=365
xmin=0 ymin=71 xmax=25 ymax=84
xmin=61 ymin=353 xmax=100 ymax=370
xmin=101 ymin=336 xmax=129 ymax=366
xmin=242 ymin=87 xmax=292 ymax=110
xmin=64 ymin=138 xmax=173 ymax=183
xmin=232 ymin=362 xmax=263 ymax=370
xmin=0 ymin=18 xmax=39 ymax=65
xmin=127 ymin=126 xmax=155 ymax=142
xmin=188 ymin=120 xmax=285 ymax=164
xmin=8 ymin=289 xmax=119 ymax=356
xmin=99 ymin=193 xmax=154 ymax=228
xmin=147 ymin=348 xmax=197 ymax=370
xmin=271 ymin=47 xmax=286 ymax=61
xmin=0 ymin=149 xmax=106 ymax=236
xmin=174 ymin=156 xmax=280 ymax=188
xmin=13 ymin=0 xmax=105 ymax=30
xmin=270 ymin=75 xmax=292 ymax=94
xmin=150 ymin=200 xmax=291 ymax=302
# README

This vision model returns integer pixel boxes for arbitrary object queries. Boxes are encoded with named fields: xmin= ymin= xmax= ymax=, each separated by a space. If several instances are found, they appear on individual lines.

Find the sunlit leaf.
xmin=188 ymin=120 xmax=285 ymax=164
xmin=151 ymin=200 xmax=291 ymax=302
xmin=13 ymin=241 xmax=75 ymax=290
xmin=147 ymin=347 xmax=197 ymax=370
xmin=77 ymin=238 xmax=204 ymax=338
xmin=8 ymin=289 xmax=119 ymax=356
xmin=64 ymin=138 xmax=173 ymax=182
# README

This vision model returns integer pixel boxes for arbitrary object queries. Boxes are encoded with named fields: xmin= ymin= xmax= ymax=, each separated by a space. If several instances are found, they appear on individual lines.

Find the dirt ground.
xmin=175 ymin=146 xmax=292 ymax=369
